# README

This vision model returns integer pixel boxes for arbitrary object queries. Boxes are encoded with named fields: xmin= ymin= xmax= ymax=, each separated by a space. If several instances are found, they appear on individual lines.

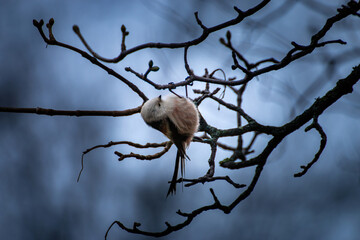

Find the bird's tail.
xmin=166 ymin=149 xmax=185 ymax=197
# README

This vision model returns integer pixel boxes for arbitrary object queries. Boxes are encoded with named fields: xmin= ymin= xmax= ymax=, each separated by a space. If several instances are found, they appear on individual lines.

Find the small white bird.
xmin=140 ymin=94 xmax=199 ymax=196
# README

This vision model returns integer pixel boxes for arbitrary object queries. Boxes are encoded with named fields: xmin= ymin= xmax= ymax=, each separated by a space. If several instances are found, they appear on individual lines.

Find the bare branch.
xmin=208 ymin=95 xmax=255 ymax=123
xmin=213 ymin=3 xmax=359 ymax=87
xmin=194 ymin=12 xmax=207 ymax=30
xmin=83 ymin=140 xmax=169 ymax=156
xmin=243 ymin=132 xmax=261 ymax=155
xmin=205 ymin=140 xmax=217 ymax=178
xmin=125 ymin=66 xmax=160 ymax=89
xmin=195 ymin=133 xmax=237 ymax=151
xmin=105 ymin=162 xmax=264 ymax=238
xmin=184 ymin=46 xmax=193 ymax=76
xmin=33 ymin=19 xmax=148 ymax=101
xmin=221 ymin=64 xmax=360 ymax=170
xmin=193 ymin=87 xmax=221 ymax=105
xmin=251 ymin=58 xmax=279 ymax=68
xmin=114 ymin=141 xmax=173 ymax=161
xmin=209 ymin=188 xmax=221 ymax=206
xmin=231 ymin=51 xmax=251 ymax=75
xmin=77 ymin=141 xmax=171 ymax=181
xmin=294 ymin=117 xmax=327 ymax=177
xmin=182 ymin=175 xmax=246 ymax=189
xmin=76 ymin=0 xmax=271 ymax=63
xmin=120 ymin=24 xmax=129 ymax=52
xmin=24 ymin=1 xmax=360 ymax=239
xmin=0 ymin=106 xmax=141 ymax=117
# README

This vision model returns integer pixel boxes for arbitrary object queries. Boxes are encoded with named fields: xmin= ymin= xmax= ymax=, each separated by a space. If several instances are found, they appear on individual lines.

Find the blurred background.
xmin=0 ymin=0 xmax=359 ymax=239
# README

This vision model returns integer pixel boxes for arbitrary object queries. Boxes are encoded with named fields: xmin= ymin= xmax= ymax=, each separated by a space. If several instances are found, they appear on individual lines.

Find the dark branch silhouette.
xmin=72 ymin=0 xmax=271 ymax=63
xmin=0 ymin=0 xmax=359 ymax=238
xmin=77 ymin=141 xmax=171 ymax=182
xmin=0 ymin=106 xmax=141 ymax=117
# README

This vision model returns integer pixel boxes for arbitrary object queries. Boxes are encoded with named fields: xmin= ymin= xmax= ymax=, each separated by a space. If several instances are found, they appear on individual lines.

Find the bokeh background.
xmin=1 ymin=0 xmax=359 ymax=239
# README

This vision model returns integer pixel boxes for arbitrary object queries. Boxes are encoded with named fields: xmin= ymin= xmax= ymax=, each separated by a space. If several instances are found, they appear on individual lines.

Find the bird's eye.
xmin=158 ymin=103 xmax=161 ymax=107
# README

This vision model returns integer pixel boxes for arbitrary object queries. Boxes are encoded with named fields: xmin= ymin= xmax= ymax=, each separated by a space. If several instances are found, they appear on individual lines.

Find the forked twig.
xmin=114 ymin=142 xmax=172 ymax=161
xmin=77 ymin=141 xmax=171 ymax=181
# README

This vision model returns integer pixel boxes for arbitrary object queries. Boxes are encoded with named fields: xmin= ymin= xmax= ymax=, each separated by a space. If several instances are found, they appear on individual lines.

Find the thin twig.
xmin=294 ymin=117 xmax=327 ymax=177
xmin=181 ymin=175 xmax=246 ymax=188
xmin=208 ymin=95 xmax=255 ymax=123
xmin=77 ymin=141 xmax=170 ymax=181
xmin=114 ymin=142 xmax=172 ymax=161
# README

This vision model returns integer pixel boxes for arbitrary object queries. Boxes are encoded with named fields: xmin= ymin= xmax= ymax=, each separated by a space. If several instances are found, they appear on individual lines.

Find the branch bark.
xmin=0 ymin=106 xmax=141 ymax=117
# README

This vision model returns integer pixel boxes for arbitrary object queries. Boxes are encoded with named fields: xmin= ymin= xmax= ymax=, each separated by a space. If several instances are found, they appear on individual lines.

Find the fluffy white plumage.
xmin=141 ymin=95 xmax=199 ymax=196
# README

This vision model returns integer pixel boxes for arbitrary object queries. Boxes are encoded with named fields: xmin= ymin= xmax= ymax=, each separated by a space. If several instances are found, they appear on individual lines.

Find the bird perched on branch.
xmin=140 ymin=94 xmax=199 ymax=196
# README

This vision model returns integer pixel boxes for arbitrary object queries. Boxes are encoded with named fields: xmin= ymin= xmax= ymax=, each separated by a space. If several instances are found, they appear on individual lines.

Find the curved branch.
xmin=220 ymin=64 xmax=360 ymax=170
xmin=114 ymin=141 xmax=172 ymax=161
xmin=105 ymin=163 xmax=264 ymax=238
xmin=32 ymin=19 xmax=148 ymax=102
xmin=210 ymin=2 xmax=359 ymax=87
xmin=294 ymin=118 xmax=327 ymax=177
xmin=76 ymin=0 xmax=271 ymax=63
xmin=77 ymin=141 xmax=170 ymax=181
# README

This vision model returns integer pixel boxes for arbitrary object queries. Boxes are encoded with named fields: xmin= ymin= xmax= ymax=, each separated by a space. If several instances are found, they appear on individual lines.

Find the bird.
xmin=140 ymin=94 xmax=199 ymax=196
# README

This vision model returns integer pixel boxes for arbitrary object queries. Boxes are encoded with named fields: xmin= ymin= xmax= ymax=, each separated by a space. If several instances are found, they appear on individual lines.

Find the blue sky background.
xmin=1 ymin=1 xmax=360 ymax=239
